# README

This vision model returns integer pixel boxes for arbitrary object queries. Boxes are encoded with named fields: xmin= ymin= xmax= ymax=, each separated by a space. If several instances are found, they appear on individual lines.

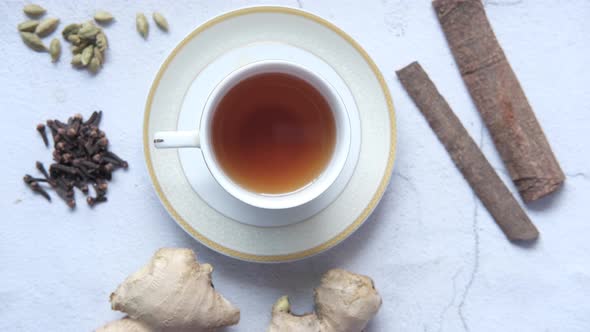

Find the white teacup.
xmin=154 ymin=60 xmax=351 ymax=210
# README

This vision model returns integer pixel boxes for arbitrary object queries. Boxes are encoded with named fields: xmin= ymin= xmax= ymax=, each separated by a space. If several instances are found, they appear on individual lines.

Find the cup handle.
xmin=153 ymin=130 xmax=200 ymax=149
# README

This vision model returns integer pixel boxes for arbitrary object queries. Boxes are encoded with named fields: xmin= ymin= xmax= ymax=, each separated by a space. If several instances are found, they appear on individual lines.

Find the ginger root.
xmin=96 ymin=317 xmax=151 ymax=332
xmin=97 ymin=248 xmax=240 ymax=332
xmin=268 ymin=269 xmax=382 ymax=332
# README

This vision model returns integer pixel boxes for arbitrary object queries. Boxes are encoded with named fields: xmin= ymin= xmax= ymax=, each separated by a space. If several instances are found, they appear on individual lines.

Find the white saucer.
xmin=144 ymin=6 xmax=397 ymax=262
xmin=177 ymin=42 xmax=361 ymax=227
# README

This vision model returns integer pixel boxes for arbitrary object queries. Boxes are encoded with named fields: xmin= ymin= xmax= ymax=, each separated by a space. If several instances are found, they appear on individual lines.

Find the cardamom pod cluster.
xmin=17 ymin=3 xmax=61 ymax=62
xmin=63 ymin=21 xmax=109 ymax=74
xmin=18 ymin=5 xmax=168 ymax=72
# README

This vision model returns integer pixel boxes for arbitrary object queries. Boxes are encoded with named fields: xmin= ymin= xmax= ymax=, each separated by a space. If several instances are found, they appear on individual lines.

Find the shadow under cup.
xmin=200 ymin=61 xmax=351 ymax=210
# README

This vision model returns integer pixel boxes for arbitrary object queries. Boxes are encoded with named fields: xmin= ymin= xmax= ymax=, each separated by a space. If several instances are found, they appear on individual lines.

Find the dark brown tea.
xmin=211 ymin=72 xmax=336 ymax=194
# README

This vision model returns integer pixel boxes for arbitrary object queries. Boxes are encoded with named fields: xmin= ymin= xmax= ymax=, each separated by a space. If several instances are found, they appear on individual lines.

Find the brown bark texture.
xmin=433 ymin=0 xmax=564 ymax=202
xmin=397 ymin=62 xmax=538 ymax=242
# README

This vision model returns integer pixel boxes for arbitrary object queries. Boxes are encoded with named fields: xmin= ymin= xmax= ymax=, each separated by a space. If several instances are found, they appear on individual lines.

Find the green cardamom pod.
xmin=152 ymin=12 xmax=169 ymax=31
xmin=81 ymin=45 xmax=94 ymax=66
xmin=49 ymin=38 xmax=61 ymax=62
xmin=20 ymin=32 xmax=46 ymax=52
xmin=71 ymin=54 xmax=84 ymax=68
xmin=23 ymin=4 xmax=46 ymax=17
xmin=67 ymin=34 xmax=81 ymax=45
xmin=35 ymin=17 xmax=60 ymax=37
xmin=88 ymin=57 xmax=101 ymax=73
xmin=78 ymin=22 xmax=100 ymax=40
xmin=71 ymin=41 xmax=90 ymax=55
xmin=93 ymin=47 xmax=104 ymax=65
xmin=136 ymin=13 xmax=148 ymax=39
xmin=94 ymin=11 xmax=114 ymax=24
xmin=62 ymin=23 xmax=81 ymax=39
xmin=18 ymin=20 xmax=39 ymax=32
xmin=96 ymin=33 xmax=108 ymax=52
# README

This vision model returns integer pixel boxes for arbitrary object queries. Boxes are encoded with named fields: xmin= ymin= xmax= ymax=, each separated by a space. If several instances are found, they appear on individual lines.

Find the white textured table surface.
xmin=1 ymin=1 xmax=589 ymax=331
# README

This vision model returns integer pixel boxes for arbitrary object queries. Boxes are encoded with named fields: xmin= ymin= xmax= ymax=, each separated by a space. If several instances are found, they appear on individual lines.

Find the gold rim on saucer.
xmin=143 ymin=6 xmax=397 ymax=262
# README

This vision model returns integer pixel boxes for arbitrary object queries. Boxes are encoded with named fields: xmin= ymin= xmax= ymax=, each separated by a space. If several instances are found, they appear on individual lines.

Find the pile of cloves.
xmin=24 ymin=111 xmax=128 ymax=208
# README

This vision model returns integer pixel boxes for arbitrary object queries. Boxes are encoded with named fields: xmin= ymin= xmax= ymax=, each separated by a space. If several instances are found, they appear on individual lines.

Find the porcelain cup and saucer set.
xmin=144 ymin=6 xmax=396 ymax=263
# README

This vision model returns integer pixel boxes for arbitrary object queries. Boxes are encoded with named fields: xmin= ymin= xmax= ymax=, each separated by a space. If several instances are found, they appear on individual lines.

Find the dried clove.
xmin=93 ymin=181 xmax=108 ymax=197
xmin=46 ymin=120 xmax=58 ymax=137
xmin=50 ymin=163 xmax=79 ymax=176
xmin=24 ymin=174 xmax=49 ymax=183
xmin=24 ymin=174 xmax=45 ymax=184
xmin=84 ymin=111 xmax=102 ymax=127
xmin=23 ymin=175 xmax=51 ymax=202
xmin=105 ymin=151 xmax=128 ymax=169
xmin=96 ymin=181 xmax=108 ymax=192
xmin=35 ymin=161 xmax=50 ymax=179
xmin=102 ymin=163 xmax=114 ymax=173
xmin=87 ymin=195 xmax=107 ymax=207
xmin=92 ymin=153 xmax=103 ymax=163
xmin=36 ymin=124 xmax=49 ymax=147
xmin=54 ymin=184 xmax=76 ymax=208
xmin=76 ymin=182 xmax=89 ymax=194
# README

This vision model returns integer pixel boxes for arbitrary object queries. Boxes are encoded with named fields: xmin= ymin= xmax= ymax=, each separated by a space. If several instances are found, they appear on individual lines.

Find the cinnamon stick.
xmin=397 ymin=62 xmax=538 ymax=242
xmin=432 ymin=0 xmax=564 ymax=202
